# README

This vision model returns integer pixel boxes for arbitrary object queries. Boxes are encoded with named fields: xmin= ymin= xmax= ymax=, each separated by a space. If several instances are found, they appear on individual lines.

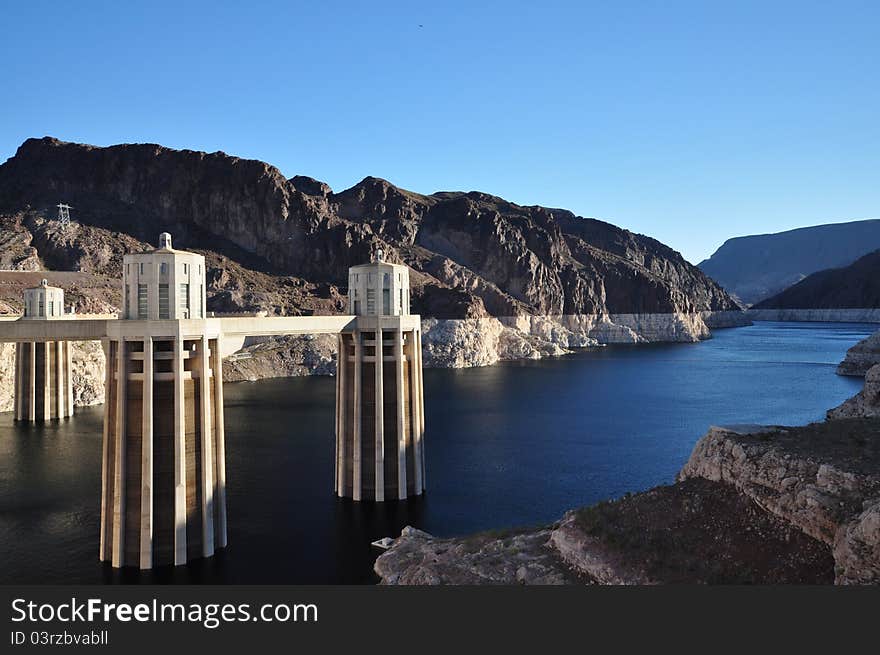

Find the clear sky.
xmin=1 ymin=0 xmax=877 ymax=263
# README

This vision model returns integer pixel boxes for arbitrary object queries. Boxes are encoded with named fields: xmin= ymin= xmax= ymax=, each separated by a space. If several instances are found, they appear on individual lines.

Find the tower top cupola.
xmin=122 ymin=233 xmax=207 ymax=320
xmin=347 ymin=251 xmax=410 ymax=317
xmin=22 ymin=278 xmax=64 ymax=320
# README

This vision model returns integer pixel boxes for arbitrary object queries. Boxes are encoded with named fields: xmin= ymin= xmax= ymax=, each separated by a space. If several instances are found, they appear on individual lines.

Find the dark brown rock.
xmin=0 ymin=136 xmax=742 ymax=322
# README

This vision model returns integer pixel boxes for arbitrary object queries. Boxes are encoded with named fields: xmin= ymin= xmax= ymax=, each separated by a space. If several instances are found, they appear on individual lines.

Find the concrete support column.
xmin=409 ymin=330 xmax=423 ymax=495
xmin=99 ymin=340 xmax=112 ymax=562
xmin=395 ymin=328 xmax=407 ymax=500
xmin=100 ymin=330 xmax=227 ymax=569
xmin=415 ymin=328 xmax=426 ymax=489
xmin=66 ymin=341 xmax=74 ymax=416
xmin=13 ymin=343 xmax=22 ymax=420
xmin=336 ymin=320 xmax=424 ymax=502
xmin=335 ymin=334 xmax=345 ymax=497
xmin=139 ymin=337 xmax=154 ymax=569
xmin=340 ymin=335 xmax=347 ymax=496
xmin=213 ymin=335 xmax=227 ymax=550
xmin=111 ymin=339 xmax=127 ymax=568
xmin=374 ymin=329 xmax=385 ymax=502
xmin=28 ymin=341 xmax=36 ymax=422
xmin=352 ymin=333 xmax=362 ymax=501
xmin=199 ymin=335 xmax=215 ymax=558
xmin=55 ymin=341 xmax=64 ymax=419
xmin=42 ymin=342 xmax=51 ymax=421
xmin=173 ymin=335 xmax=187 ymax=565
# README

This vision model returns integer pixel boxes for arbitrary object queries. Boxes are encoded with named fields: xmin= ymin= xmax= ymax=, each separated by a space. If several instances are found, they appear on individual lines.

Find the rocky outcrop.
xmin=834 ymin=501 xmax=880 ymax=584
xmin=420 ymin=318 xmax=577 ymax=369
xmin=373 ymin=526 xmax=582 ymax=585
xmin=699 ymin=219 xmax=880 ymax=306
xmin=376 ymin=409 xmax=880 ymax=585
xmin=69 ymin=340 xmax=105 ymax=407
xmin=419 ymin=311 xmax=751 ymax=369
xmin=223 ymin=334 xmax=337 ymax=382
xmin=548 ymin=478 xmax=833 ymax=584
xmin=376 ymin=477 xmax=835 ymax=585
xmin=828 ymin=365 xmax=880 ymax=419
xmin=753 ymin=249 xmax=880 ymax=311
xmin=838 ymin=330 xmax=880 ymax=376
xmin=0 ymin=342 xmax=14 ymax=411
xmin=679 ymin=422 xmax=880 ymax=584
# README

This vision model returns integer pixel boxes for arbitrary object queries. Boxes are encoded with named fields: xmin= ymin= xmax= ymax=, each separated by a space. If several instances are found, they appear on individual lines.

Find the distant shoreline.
xmin=747 ymin=308 xmax=880 ymax=323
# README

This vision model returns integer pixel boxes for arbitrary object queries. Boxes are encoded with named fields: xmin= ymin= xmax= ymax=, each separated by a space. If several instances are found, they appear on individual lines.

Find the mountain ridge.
xmin=754 ymin=249 xmax=880 ymax=310
xmin=0 ymin=136 xmax=740 ymax=321
xmin=699 ymin=219 xmax=880 ymax=306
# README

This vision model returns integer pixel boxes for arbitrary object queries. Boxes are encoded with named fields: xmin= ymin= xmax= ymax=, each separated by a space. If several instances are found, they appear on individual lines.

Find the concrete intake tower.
xmin=335 ymin=250 xmax=425 ymax=501
xmin=100 ymin=233 xmax=227 ymax=569
xmin=13 ymin=279 xmax=74 ymax=422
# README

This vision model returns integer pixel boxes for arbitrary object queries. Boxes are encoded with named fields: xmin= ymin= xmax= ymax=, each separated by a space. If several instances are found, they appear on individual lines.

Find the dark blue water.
xmin=0 ymin=321 xmax=872 ymax=584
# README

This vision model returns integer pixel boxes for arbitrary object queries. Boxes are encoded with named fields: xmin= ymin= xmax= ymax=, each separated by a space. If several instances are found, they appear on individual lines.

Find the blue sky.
xmin=1 ymin=0 xmax=877 ymax=263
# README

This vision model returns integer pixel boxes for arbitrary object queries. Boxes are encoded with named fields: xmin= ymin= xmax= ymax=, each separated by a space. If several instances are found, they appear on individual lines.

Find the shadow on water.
xmin=0 ymin=321 xmax=875 ymax=583
xmin=102 ymin=497 xmax=427 ymax=585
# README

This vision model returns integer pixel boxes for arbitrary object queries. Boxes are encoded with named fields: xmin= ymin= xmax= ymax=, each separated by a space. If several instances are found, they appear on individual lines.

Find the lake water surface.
xmin=0 ymin=321 xmax=873 ymax=583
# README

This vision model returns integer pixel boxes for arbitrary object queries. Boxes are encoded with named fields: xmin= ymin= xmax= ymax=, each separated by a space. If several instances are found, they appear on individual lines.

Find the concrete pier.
xmin=99 ymin=234 xmax=227 ymax=568
xmin=13 ymin=280 xmax=74 ymax=422
xmin=335 ymin=253 xmax=425 ymax=501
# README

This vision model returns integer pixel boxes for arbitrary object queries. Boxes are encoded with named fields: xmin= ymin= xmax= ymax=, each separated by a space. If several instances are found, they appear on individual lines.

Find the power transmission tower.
xmin=56 ymin=203 xmax=74 ymax=232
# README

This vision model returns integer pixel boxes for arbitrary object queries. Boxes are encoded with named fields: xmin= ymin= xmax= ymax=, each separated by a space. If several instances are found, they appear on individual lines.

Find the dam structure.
xmin=336 ymin=251 xmax=425 ymax=501
xmin=13 ymin=279 xmax=74 ymax=422
xmin=0 ymin=233 xmax=426 ymax=569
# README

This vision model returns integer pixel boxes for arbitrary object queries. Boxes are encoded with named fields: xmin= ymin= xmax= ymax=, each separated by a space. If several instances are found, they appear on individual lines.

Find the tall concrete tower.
xmin=14 ymin=279 xmax=74 ymax=421
xmin=335 ymin=250 xmax=425 ymax=501
xmin=101 ymin=233 xmax=227 ymax=569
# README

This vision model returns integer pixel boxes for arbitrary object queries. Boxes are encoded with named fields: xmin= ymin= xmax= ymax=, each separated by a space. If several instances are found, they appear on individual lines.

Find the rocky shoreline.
xmin=374 ymin=370 xmax=880 ymax=585
xmin=420 ymin=310 xmax=749 ymax=368
xmin=838 ymin=330 xmax=880 ymax=377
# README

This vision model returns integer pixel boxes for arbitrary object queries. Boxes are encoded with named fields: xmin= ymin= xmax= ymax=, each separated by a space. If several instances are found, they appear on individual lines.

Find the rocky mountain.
xmin=0 ymin=137 xmax=747 ymax=408
xmin=753 ymin=249 xmax=880 ymax=311
xmin=699 ymin=219 xmax=880 ymax=306
xmin=0 ymin=137 xmax=740 ymax=320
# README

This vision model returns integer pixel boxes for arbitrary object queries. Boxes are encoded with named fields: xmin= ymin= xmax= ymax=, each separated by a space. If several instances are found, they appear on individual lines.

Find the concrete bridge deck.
xmin=0 ymin=315 xmax=360 ymax=342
